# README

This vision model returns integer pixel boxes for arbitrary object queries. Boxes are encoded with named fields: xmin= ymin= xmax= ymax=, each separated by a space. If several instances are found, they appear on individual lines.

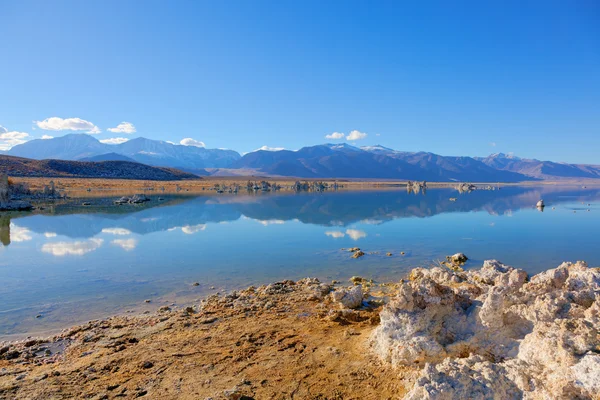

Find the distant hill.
xmin=0 ymin=155 xmax=199 ymax=180
xmin=8 ymin=134 xmax=241 ymax=170
xmin=80 ymin=152 xmax=137 ymax=163
xmin=232 ymin=144 xmax=529 ymax=182
xmin=477 ymin=153 xmax=600 ymax=180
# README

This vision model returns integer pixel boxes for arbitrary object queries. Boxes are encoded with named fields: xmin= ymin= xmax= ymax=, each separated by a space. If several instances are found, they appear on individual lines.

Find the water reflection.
xmin=41 ymin=238 xmax=104 ymax=256
xmin=1 ymin=185 xmax=599 ymax=337
xmin=2 ymin=186 xmax=598 ymax=243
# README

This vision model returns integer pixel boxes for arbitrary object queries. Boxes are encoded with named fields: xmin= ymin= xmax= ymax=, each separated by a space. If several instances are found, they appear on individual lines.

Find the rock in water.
xmin=371 ymin=260 xmax=600 ymax=399
xmin=129 ymin=194 xmax=150 ymax=204
xmin=331 ymin=285 xmax=363 ymax=309
xmin=536 ymin=199 xmax=545 ymax=208
xmin=351 ymin=250 xmax=365 ymax=259
xmin=447 ymin=253 xmax=468 ymax=264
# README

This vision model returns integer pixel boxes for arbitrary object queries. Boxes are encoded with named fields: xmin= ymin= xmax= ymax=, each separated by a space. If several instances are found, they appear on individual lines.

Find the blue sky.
xmin=0 ymin=0 xmax=599 ymax=163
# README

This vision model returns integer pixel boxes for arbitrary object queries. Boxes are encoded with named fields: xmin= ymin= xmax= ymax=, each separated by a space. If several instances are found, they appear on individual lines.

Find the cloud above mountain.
xmin=35 ymin=117 xmax=101 ymax=134
xmin=107 ymin=122 xmax=136 ymax=134
xmin=180 ymin=138 xmax=206 ymax=148
xmin=41 ymin=135 xmax=54 ymax=140
xmin=325 ymin=132 xmax=344 ymax=139
xmin=324 ymin=130 xmax=368 ymax=141
xmin=346 ymin=130 xmax=367 ymax=141
xmin=0 ymin=128 xmax=30 ymax=150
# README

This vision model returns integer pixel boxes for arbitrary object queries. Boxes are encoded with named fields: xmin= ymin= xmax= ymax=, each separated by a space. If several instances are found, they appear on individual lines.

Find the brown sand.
xmin=0 ymin=279 xmax=409 ymax=400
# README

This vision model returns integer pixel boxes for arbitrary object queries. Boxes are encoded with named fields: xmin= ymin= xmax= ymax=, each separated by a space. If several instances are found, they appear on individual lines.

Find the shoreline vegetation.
xmin=0 ymin=260 xmax=598 ymax=399
xmin=7 ymin=176 xmax=600 ymax=195
xmin=3 ymin=175 xmax=597 ymax=214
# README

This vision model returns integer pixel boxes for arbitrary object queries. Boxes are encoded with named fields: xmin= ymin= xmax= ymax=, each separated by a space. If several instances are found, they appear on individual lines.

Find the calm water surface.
xmin=1 ymin=185 xmax=599 ymax=337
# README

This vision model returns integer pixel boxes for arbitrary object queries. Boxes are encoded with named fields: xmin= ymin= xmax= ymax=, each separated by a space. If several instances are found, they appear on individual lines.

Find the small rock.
xmin=350 ymin=276 xmax=366 ymax=284
xmin=331 ymin=285 xmax=363 ymax=309
xmin=447 ymin=253 xmax=468 ymax=264
xmin=144 ymin=299 xmax=151 ymax=303
xmin=192 ymin=282 xmax=200 ymax=286
xmin=386 ymin=252 xmax=392 ymax=256
xmin=141 ymin=361 xmax=153 ymax=369
xmin=351 ymin=250 xmax=365 ymax=259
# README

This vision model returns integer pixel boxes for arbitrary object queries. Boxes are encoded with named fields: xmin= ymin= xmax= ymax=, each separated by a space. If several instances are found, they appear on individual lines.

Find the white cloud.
xmin=490 ymin=142 xmax=497 ymax=147
xmin=107 ymin=122 xmax=136 ymax=134
xmin=325 ymin=132 xmax=344 ymax=140
xmin=256 ymin=219 xmax=285 ymax=226
xmin=325 ymin=230 xmax=345 ymax=238
xmin=0 ymin=130 xmax=30 ymax=150
xmin=41 ymin=135 xmax=54 ymax=140
xmin=44 ymin=232 xmax=57 ymax=238
xmin=181 ymin=224 xmax=206 ymax=234
xmin=346 ymin=130 xmax=367 ymax=141
xmin=111 ymin=238 xmax=137 ymax=251
xmin=360 ymin=219 xmax=383 ymax=225
xmin=102 ymin=228 xmax=132 ymax=235
xmin=345 ymin=229 xmax=367 ymax=240
xmin=100 ymin=137 xmax=129 ymax=145
xmin=0 ymin=125 xmax=7 ymax=133
xmin=165 ymin=140 xmax=176 ymax=145
xmin=35 ymin=117 xmax=101 ymax=134
xmin=10 ymin=224 xmax=32 ymax=242
xmin=42 ymin=238 xmax=103 ymax=256
xmin=254 ymin=145 xmax=285 ymax=152
xmin=180 ymin=138 xmax=205 ymax=148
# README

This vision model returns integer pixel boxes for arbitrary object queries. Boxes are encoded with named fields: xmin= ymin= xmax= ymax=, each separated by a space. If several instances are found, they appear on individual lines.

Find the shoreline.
xmin=10 ymin=176 xmax=600 ymax=194
xmin=1 ymin=260 xmax=598 ymax=399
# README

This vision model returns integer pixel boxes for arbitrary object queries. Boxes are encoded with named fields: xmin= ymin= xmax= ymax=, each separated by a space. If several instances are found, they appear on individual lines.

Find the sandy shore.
xmin=0 ymin=279 xmax=407 ymax=399
xmin=1 ymin=261 xmax=599 ymax=399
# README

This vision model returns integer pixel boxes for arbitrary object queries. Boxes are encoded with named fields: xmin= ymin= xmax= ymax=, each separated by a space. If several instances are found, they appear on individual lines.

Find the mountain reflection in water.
xmin=0 ymin=185 xmax=599 ymax=337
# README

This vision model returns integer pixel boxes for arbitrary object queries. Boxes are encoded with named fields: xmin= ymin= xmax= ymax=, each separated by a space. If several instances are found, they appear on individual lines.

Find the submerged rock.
xmin=371 ymin=260 xmax=600 ymax=399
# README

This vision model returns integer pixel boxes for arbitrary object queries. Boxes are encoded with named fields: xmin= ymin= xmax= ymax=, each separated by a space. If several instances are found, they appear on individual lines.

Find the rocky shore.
xmin=0 ymin=261 xmax=598 ymax=399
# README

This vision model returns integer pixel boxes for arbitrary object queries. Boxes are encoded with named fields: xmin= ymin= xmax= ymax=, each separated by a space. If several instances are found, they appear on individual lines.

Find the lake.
xmin=1 ymin=185 xmax=599 ymax=338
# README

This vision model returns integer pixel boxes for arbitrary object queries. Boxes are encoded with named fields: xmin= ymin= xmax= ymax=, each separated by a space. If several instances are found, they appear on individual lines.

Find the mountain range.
xmin=6 ymin=135 xmax=600 ymax=181
xmin=7 ymin=134 xmax=240 ymax=173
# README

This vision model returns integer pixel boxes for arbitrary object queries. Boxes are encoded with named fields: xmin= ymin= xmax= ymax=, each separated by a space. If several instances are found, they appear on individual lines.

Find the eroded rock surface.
xmin=371 ymin=260 xmax=600 ymax=399
xmin=331 ymin=285 xmax=363 ymax=309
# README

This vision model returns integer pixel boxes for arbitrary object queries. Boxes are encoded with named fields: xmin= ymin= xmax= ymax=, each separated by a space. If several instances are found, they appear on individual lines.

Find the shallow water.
xmin=1 ymin=185 xmax=599 ymax=338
